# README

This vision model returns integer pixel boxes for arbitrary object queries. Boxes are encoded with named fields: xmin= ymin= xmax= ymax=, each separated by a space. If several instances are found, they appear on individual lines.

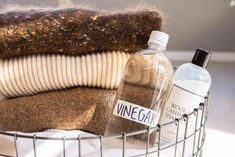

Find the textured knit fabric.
xmin=0 ymin=51 xmax=130 ymax=98
xmin=0 ymin=8 xmax=163 ymax=58
xmin=0 ymin=87 xmax=116 ymax=134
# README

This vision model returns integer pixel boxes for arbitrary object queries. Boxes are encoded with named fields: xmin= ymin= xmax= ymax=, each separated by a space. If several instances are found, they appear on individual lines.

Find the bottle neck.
xmin=148 ymin=43 xmax=166 ymax=51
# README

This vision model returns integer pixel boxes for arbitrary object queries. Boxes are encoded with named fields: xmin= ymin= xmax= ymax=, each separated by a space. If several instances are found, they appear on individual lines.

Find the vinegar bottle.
xmin=105 ymin=31 xmax=174 ymax=146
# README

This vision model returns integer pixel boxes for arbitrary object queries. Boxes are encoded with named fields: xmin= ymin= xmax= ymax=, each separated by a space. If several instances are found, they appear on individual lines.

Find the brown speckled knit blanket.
xmin=0 ymin=87 xmax=116 ymax=135
xmin=0 ymin=8 xmax=163 ymax=58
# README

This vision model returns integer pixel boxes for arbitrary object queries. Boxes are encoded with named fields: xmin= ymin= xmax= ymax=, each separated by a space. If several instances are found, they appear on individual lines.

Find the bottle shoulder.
xmin=127 ymin=50 xmax=173 ymax=72
xmin=174 ymin=63 xmax=211 ymax=96
xmin=129 ymin=49 xmax=172 ymax=63
xmin=124 ymin=49 xmax=174 ymax=86
xmin=175 ymin=63 xmax=211 ymax=79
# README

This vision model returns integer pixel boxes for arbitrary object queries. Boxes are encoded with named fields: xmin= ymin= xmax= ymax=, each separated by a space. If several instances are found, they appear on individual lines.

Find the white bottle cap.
xmin=147 ymin=31 xmax=169 ymax=48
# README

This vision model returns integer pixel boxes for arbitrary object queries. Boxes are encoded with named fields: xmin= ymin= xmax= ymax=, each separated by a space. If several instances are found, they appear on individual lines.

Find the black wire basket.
xmin=0 ymin=95 xmax=209 ymax=157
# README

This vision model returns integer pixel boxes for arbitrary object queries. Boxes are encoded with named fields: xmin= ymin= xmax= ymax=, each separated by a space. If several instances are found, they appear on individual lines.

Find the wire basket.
xmin=0 ymin=95 xmax=209 ymax=157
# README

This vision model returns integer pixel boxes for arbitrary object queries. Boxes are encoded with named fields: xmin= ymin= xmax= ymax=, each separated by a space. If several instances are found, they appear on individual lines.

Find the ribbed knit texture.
xmin=0 ymin=51 xmax=130 ymax=98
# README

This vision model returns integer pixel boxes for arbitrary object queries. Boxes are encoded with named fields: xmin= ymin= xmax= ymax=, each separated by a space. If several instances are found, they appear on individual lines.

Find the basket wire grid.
xmin=0 ymin=95 xmax=209 ymax=157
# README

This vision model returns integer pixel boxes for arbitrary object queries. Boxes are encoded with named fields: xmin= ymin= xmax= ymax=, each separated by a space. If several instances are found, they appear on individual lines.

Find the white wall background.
xmin=0 ymin=0 xmax=235 ymax=52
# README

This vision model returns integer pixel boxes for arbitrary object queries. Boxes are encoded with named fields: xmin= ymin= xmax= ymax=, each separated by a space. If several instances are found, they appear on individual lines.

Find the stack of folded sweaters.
xmin=0 ymin=7 xmax=163 ymax=135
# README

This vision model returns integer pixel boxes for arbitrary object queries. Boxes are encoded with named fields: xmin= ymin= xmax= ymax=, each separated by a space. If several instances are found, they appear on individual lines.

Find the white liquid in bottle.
xmin=159 ymin=49 xmax=212 ymax=156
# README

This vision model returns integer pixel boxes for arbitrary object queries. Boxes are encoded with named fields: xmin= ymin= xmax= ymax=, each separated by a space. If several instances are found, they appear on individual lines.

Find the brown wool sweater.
xmin=0 ymin=8 xmax=163 ymax=58
xmin=0 ymin=87 xmax=116 ymax=135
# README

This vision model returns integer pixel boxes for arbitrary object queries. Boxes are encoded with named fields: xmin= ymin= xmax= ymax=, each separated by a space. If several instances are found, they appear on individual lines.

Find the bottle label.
xmin=113 ymin=99 xmax=160 ymax=127
xmin=160 ymin=84 xmax=204 ymax=146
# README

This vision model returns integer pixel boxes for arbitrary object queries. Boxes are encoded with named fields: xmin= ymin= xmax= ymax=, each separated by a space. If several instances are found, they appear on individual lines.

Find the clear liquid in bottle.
xmin=104 ymin=31 xmax=174 ymax=148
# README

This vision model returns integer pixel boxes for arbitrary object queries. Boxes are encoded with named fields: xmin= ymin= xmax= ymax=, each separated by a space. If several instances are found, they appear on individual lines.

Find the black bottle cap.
xmin=191 ymin=49 xmax=212 ymax=68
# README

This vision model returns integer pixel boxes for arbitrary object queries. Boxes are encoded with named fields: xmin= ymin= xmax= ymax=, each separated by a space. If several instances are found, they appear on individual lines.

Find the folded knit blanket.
xmin=0 ymin=87 xmax=116 ymax=135
xmin=0 ymin=8 xmax=163 ymax=58
xmin=0 ymin=7 xmax=165 ymax=135
xmin=0 ymin=51 xmax=130 ymax=98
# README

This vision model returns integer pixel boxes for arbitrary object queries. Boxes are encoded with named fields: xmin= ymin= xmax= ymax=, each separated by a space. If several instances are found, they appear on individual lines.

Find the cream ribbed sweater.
xmin=0 ymin=51 xmax=130 ymax=98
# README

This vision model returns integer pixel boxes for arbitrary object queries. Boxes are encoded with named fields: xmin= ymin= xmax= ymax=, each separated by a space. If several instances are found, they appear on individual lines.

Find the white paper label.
xmin=160 ymin=84 xmax=204 ymax=146
xmin=113 ymin=99 xmax=160 ymax=127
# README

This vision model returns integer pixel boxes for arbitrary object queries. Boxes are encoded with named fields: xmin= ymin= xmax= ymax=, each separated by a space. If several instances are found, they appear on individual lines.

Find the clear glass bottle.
xmin=104 ymin=31 xmax=174 ymax=146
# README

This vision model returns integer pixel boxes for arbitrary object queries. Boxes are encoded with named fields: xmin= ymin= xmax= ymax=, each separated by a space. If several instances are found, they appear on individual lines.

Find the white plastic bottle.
xmin=105 ymin=31 xmax=174 ymax=147
xmin=159 ymin=49 xmax=212 ymax=147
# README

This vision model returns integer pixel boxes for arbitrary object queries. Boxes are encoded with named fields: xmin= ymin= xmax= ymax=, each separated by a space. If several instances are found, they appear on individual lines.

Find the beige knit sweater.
xmin=0 ymin=51 xmax=130 ymax=98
